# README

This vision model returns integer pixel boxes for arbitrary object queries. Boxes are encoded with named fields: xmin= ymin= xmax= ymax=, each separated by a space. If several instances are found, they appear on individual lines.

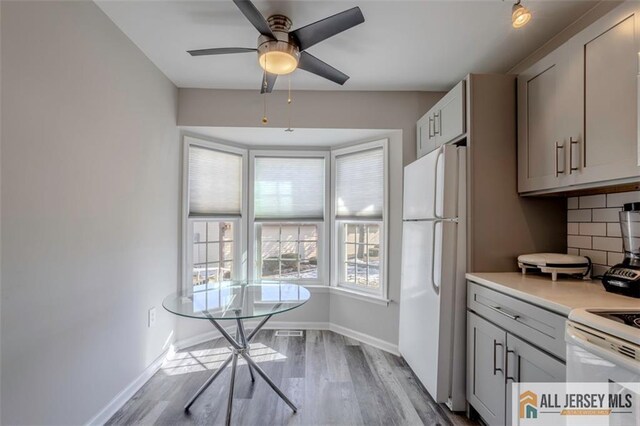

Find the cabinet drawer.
xmin=467 ymin=282 xmax=567 ymax=360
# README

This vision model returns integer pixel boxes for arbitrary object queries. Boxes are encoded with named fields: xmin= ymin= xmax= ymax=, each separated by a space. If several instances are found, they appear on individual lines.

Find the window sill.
xmin=329 ymin=286 xmax=390 ymax=306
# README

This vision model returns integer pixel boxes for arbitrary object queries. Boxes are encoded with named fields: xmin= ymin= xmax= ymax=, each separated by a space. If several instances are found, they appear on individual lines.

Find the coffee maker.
xmin=602 ymin=202 xmax=640 ymax=298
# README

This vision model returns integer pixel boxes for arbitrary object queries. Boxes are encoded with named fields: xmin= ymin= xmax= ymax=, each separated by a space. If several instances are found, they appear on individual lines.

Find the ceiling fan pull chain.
xmin=262 ymin=56 xmax=268 ymax=125
xmin=286 ymin=75 xmax=294 ymax=132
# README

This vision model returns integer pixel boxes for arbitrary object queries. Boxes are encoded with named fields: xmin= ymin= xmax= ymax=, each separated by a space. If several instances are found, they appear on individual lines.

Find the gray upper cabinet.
xmin=417 ymin=80 xmax=466 ymax=158
xmin=577 ymin=6 xmax=640 ymax=184
xmin=518 ymin=1 xmax=640 ymax=194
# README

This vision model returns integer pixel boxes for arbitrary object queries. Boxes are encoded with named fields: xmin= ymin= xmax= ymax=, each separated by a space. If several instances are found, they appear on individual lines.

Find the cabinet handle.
xmin=569 ymin=137 xmax=579 ymax=174
xmin=488 ymin=305 xmax=520 ymax=321
xmin=506 ymin=348 xmax=517 ymax=382
xmin=555 ymin=142 xmax=565 ymax=177
xmin=493 ymin=340 xmax=503 ymax=375
xmin=434 ymin=110 xmax=441 ymax=136
xmin=428 ymin=116 xmax=434 ymax=139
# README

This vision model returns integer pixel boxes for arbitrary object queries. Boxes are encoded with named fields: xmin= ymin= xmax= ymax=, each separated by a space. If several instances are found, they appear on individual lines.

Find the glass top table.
xmin=162 ymin=281 xmax=310 ymax=321
xmin=162 ymin=281 xmax=310 ymax=425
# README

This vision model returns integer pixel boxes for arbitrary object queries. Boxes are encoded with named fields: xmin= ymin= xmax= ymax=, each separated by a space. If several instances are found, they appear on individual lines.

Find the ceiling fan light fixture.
xmin=512 ymin=1 xmax=532 ymax=28
xmin=258 ymin=39 xmax=300 ymax=75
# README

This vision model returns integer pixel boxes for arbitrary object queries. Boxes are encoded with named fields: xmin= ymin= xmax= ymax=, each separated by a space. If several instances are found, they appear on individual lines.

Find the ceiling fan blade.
xmin=290 ymin=7 xmax=365 ymax=51
xmin=260 ymin=72 xmax=278 ymax=94
xmin=298 ymin=52 xmax=349 ymax=85
xmin=232 ymin=0 xmax=275 ymax=39
xmin=188 ymin=47 xmax=256 ymax=56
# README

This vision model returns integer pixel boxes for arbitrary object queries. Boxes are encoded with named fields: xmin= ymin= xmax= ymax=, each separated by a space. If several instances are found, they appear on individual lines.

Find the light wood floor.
xmin=107 ymin=330 xmax=477 ymax=426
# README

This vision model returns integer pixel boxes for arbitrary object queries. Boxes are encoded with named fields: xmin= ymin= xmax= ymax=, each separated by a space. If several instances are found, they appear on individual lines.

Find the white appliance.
xmin=517 ymin=253 xmax=591 ymax=281
xmin=399 ymin=145 xmax=467 ymax=411
xmin=566 ymin=309 xmax=640 ymax=383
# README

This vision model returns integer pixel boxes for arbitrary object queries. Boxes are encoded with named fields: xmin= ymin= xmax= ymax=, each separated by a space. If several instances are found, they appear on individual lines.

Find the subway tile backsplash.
xmin=567 ymin=190 xmax=640 ymax=277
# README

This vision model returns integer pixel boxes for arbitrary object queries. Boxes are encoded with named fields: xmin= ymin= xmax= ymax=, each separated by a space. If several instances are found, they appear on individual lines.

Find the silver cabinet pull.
xmin=488 ymin=305 xmax=520 ymax=321
xmin=569 ymin=136 xmax=579 ymax=174
xmin=506 ymin=348 xmax=517 ymax=382
xmin=493 ymin=340 xmax=503 ymax=375
xmin=428 ymin=116 xmax=434 ymax=139
xmin=434 ymin=110 xmax=441 ymax=136
xmin=555 ymin=141 xmax=565 ymax=177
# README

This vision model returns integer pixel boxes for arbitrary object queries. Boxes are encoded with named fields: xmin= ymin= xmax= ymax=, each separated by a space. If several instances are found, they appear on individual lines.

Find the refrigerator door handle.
xmin=432 ymin=148 xmax=444 ymax=220
xmin=431 ymin=220 xmax=440 ymax=295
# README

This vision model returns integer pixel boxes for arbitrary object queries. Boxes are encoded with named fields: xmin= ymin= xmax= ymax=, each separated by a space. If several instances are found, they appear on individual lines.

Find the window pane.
xmin=281 ymin=260 xmax=298 ymax=278
xmin=221 ymin=223 xmax=233 ymax=241
xmin=280 ymin=225 xmax=298 ymax=242
xmin=193 ymin=243 xmax=207 ymax=264
xmin=299 ymin=225 xmax=317 ymax=241
xmin=368 ymin=266 xmax=380 ymax=288
xmin=193 ymin=264 xmax=207 ymax=286
xmin=356 ymin=262 xmax=368 ymax=286
xmin=345 ymin=243 xmax=355 ymax=262
xmin=222 ymin=242 xmax=233 ymax=261
xmin=368 ymin=245 xmax=380 ymax=265
xmin=346 ymin=263 xmax=356 ymax=283
xmin=207 ymin=222 xmax=220 ymax=242
xmin=262 ymin=225 xmax=280 ymax=241
xmin=354 ymin=244 xmax=368 ymax=264
xmin=300 ymin=242 xmax=317 ymax=261
xmin=206 ymin=263 xmax=220 ymax=282
xmin=262 ymin=260 xmax=280 ymax=278
xmin=346 ymin=224 xmax=358 ymax=243
xmin=281 ymin=241 xmax=298 ymax=258
xmin=367 ymin=225 xmax=380 ymax=244
xmin=262 ymin=241 xmax=280 ymax=261
xmin=193 ymin=222 xmax=206 ymax=243
xmin=221 ymin=262 xmax=233 ymax=280
xmin=207 ymin=243 xmax=220 ymax=262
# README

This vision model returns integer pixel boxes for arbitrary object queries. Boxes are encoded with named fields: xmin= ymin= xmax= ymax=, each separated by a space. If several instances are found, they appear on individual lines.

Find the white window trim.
xmin=330 ymin=139 xmax=389 ymax=299
xmin=181 ymin=136 xmax=248 ymax=290
xmin=248 ymin=150 xmax=331 ymax=285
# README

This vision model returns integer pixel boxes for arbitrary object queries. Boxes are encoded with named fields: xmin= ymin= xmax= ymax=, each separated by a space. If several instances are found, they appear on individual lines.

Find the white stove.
xmin=566 ymin=309 xmax=640 ymax=383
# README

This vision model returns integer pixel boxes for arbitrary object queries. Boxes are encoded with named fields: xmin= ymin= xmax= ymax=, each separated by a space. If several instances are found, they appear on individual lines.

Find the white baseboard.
xmin=86 ymin=349 xmax=168 ymax=426
xmin=90 ymin=321 xmax=398 ymax=425
xmin=174 ymin=320 xmax=399 ymax=356
xmin=328 ymin=323 xmax=400 ymax=356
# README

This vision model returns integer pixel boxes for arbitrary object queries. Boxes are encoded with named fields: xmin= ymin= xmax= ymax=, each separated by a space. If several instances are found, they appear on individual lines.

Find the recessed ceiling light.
xmin=512 ymin=0 xmax=532 ymax=29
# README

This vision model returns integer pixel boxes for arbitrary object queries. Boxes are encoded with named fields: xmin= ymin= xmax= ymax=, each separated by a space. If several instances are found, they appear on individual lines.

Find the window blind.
xmin=335 ymin=147 xmax=384 ymax=219
xmin=254 ymin=156 xmax=325 ymax=220
xmin=188 ymin=145 xmax=242 ymax=217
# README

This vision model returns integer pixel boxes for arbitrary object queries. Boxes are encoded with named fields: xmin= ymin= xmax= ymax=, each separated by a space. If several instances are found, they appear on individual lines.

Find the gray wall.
xmin=178 ymin=90 xmax=443 ymax=346
xmin=1 ymin=1 xmax=179 ymax=424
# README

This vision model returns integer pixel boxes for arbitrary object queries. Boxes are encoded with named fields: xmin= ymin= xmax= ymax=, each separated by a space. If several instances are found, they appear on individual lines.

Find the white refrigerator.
xmin=398 ymin=145 xmax=467 ymax=411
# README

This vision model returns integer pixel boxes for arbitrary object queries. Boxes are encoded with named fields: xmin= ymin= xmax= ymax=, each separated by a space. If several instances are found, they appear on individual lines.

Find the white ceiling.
xmin=181 ymin=126 xmax=394 ymax=147
xmin=96 ymin=0 xmax=599 ymax=91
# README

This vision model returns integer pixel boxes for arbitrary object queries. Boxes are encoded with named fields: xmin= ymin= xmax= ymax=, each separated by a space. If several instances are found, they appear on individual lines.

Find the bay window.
xmin=332 ymin=141 xmax=387 ymax=296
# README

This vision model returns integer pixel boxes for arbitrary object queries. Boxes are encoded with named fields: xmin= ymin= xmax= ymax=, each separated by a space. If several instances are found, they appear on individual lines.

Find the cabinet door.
xmin=517 ymin=43 xmax=580 ymax=193
xmin=417 ymin=113 xmax=437 ymax=158
xmin=467 ymin=312 xmax=507 ymax=426
xmin=435 ymin=81 xmax=466 ymax=145
xmin=575 ymin=3 xmax=640 ymax=183
xmin=505 ymin=334 xmax=566 ymax=425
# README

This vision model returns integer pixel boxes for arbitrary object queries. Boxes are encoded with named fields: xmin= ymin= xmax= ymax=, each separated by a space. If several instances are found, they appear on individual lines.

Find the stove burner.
xmin=592 ymin=311 xmax=640 ymax=329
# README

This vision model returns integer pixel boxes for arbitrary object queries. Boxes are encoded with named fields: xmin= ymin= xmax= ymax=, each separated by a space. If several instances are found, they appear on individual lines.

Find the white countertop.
xmin=465 ymin=272 xmax=640 ymax=316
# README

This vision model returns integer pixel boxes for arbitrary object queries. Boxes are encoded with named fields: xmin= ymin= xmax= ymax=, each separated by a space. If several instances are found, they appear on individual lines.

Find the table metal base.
xmin=184 ymin=314 xmax=297 ymax=425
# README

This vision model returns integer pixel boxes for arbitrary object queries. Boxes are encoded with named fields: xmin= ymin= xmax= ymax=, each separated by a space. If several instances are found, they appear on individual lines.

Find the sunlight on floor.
xmin=161 ymin=343 xmax=287 ymax=376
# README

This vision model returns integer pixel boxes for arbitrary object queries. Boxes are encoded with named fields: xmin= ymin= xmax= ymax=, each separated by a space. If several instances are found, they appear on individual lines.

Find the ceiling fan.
xmin=188 ymin=0 xmax=365 ymax=93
